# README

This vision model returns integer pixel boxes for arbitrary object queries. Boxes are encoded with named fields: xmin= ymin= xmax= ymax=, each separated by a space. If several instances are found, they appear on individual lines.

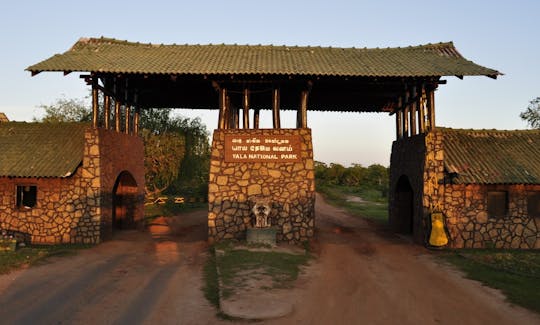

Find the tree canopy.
xmin=520 ymin=97 xmax=540 ymax=129
xmin=34 ymin=97 xmax=91 ymax=123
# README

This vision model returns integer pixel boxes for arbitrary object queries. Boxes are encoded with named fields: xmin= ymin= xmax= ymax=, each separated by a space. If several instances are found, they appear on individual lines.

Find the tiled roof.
xmin=0 ymin=122 xmax=87 ymax=178
xmin=27 ymin=37 xmax=500 ymax=78
xmin=0 ymin=113 xmax=8 ymax=122
xmin=441 ymin=128 xmax=540 ymax=184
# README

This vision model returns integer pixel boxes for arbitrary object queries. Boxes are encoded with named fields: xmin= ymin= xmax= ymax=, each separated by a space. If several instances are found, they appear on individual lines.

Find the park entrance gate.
xmin=28 ymin=38 xmax=499 ymax=244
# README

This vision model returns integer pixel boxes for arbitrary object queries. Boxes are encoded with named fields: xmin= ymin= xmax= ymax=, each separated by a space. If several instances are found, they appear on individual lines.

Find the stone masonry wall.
xmin=208 ymin=128 xmax=315 ymax=244
xmin=0 ymin=127 xmax=145 ymax=245
xmin=0 ymin=169 xmax=95 ymax=244
xmin=443 ymin=184 xmax=540 ymax=249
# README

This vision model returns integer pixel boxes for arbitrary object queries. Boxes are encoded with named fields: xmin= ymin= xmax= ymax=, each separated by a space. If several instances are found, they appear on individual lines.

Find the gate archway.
xmin=394 ymin=175 xmax=414 ymax=235
xmin=112 ymin=171 xmax=138 ymax=230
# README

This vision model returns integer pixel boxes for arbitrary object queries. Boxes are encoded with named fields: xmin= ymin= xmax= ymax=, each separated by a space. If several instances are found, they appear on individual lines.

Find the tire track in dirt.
xmin=3 ymin=255 xmax=128 ymax=324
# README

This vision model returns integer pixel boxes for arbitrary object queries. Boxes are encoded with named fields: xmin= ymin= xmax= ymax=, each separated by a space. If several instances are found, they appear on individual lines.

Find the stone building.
xmin=0 ymin=122 xmax=145 ymax=244
xmin=390 ymin=127 xmax=540 ymax=249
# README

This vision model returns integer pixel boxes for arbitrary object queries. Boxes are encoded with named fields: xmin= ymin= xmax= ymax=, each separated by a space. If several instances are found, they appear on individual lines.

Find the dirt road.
xmin=272 ymin=194 xmax=540 ymax=325
xmin=0 ymin=195 xmax=539 ymax=324
xmin=0 ymin=212 xmax=227 ymax=325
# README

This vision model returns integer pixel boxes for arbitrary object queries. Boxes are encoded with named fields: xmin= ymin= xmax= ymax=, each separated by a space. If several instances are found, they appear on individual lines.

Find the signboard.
xmin=224 ymin=134 xmax=302 ymax=162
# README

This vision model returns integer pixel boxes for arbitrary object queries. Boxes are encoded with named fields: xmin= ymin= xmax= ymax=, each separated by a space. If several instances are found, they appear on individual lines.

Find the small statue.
xmin=250 ymin=196 xmax=272 ymax=228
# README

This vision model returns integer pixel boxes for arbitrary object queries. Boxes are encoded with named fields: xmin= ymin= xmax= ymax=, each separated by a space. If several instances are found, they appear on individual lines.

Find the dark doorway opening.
xmin=112 ymin=171 xmax=138 ymax=230
xmin=395 ymin=175 xmax=414 ymax=235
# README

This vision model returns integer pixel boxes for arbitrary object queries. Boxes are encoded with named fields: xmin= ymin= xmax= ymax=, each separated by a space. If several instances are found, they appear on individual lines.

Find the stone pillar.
xmin=208 ymin=128 xmax=315 ymax=244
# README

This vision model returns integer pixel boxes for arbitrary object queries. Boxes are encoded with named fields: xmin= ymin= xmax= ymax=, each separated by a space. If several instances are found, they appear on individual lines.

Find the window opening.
xmin=527 ymin=191 xmax=540 ymax=218
xmin=16 ymin=185 xmax=37 ymax=208
xmin=487 ymin=191 xmax=507 ymax=219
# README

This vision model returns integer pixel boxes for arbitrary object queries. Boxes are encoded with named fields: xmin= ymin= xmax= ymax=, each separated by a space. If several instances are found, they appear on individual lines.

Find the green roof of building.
xmin=442 ymin=128 xmax=540 ymax=184
xmin=0 ymin=122 xmax=87 ymax=178
xmin=27 ymin=37 xmax=500 ymax=78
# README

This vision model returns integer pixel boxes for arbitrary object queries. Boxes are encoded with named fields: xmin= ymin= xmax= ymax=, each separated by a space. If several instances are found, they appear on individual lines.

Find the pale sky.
xmin=1 ymin=1 xmax=538 ymax=167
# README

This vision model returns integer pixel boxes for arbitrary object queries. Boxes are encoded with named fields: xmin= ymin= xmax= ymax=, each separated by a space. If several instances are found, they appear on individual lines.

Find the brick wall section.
xmin=96 ymin=128 xmax=145 ymax=240
xmin=390 ymin=129 xmax=540 ymax=248
xmin=208 ymin=128 xmax=315 ymax=244
xmin=0 ymin=127 xmax=144 ymax=244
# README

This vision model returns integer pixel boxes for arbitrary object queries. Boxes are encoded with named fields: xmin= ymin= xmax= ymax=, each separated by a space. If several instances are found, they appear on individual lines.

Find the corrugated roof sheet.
xmin=0 ymin=122 xmax=87 ymax=178
xmin=441 ymin=128 xmax=540 ymax=184
xmin=27 ymin=37 xmax=501 ymax=78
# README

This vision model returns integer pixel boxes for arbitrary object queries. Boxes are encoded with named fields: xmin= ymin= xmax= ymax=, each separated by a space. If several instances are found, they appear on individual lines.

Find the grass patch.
xmin=0 ymin=244 xmax=90 ymax=274
xmin=317 ymin=182 xmax=388 ymax=224
xmin=202 ymin=246 xmax=220 ymax=308
xmin=218 ymin=249 xmax=310 ymax=292
xmin=440 ymin=250 xmax=540 ymax=314
xmin=202 ymin=241 xmax=310 ymax=309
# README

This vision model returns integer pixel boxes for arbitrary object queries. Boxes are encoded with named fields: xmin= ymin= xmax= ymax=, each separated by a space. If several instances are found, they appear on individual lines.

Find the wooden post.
xmin=226 ymin=95 xmax=234 ymax=129
xmin=254 ymin=109 xmax=260 ymax=129
xmin=403 ymin=107 xmax=409 ymax=138
xmin=218 ymin=88 xmax=227 ymax=129
xmin=103 ymin=95 xmax=111 ymax=129
xmin=124 ymin=79 xmax=130 ymax=134
xmin=396 ymin=112 xmax=403 ymax=140
xmin=427 ymin=88 xmax=436 ymax=130
xmin=410 ymin=86 xmax=417 ymax=136
xmin=243 ymin=88 xmax=250 ymax=129
xmin=272 ymin=88 xmax=281 ymax=129
xmin=403 ymin=90 xmax=410 ymax=137
xmin=125 ymin=105 xmax=131 ymax=134
xmin=115 ymin=100 xmax=121 ymax=132
xmin=396 ymin=97 xmax=403 ymax=139
xmin=234 ymin=107 xmax=240 ymax=129
xmin=418 ymin=85 xmax=426 ymax=133
xmin=299 ymin=90 xmax=308 ymax=128
xmin=91 ymin=78 xmax=99 ymax=128
xmin=134 ymin=107 xmax=140 ymax=135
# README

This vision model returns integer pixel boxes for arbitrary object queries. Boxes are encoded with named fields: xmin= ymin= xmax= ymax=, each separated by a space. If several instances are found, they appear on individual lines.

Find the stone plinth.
xmin=246 ymin=227 xmax=278 ymax=246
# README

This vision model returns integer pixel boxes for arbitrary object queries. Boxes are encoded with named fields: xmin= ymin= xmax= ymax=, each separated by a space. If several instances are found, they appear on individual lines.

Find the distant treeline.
xmin=315 ymin=162 xmax=389 ymax=196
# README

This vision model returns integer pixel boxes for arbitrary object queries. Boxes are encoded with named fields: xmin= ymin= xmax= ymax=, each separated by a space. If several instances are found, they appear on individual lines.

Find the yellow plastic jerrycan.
xmin=429 ymin=212 xmax=448 ymax=247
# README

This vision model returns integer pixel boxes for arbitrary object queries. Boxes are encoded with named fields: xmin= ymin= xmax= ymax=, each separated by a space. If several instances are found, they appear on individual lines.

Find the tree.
xmin=363 ymin=164 xmax=389 ymax=196
xmin=314 ymin=161 xmax=328 ymax=180
xmin=326 ymin=163 xmax=347 ymax=185
xmin=341 ymin=164 xmax=366 ymax=186
xmin=520 ymin=97 xmax=540 ymax=129
xmin=142 ymin=129 xmax=185 ymax=197
xmin=34 ymin=97 xmax=92 ymax=123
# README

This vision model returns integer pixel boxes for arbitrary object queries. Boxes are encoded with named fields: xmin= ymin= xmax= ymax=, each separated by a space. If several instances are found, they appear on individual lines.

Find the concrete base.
xmin=246 ymin=227 xmax=277 ymax=246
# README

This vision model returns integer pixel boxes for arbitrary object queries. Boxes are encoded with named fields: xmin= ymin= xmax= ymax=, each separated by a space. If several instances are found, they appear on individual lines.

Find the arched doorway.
xmin=112 ymin=171 xmax=138 ymax=230
xmin=395 ymin=175 xmax=414 ymax=235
